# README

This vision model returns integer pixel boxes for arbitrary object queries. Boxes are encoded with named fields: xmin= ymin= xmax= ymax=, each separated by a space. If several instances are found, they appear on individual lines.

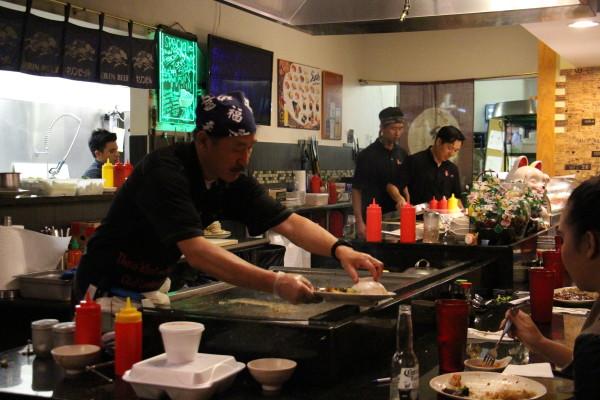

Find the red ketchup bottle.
xmin=114 ymin=297 xmax=142 ymax=377
xmin=429 ymin=196 xmax=438 ymax=211
xmin=366 ymin=198 xmax=382 ymax=242
xmin=328 ymin=180 xmax=337 ymax=204
xmin=113 ymin=161 xmax=125 ymax=188
xmin=438 ymin=196 xmax=448 ymax=213
xmin=74 ymin=292 xmax=101 ymax=347
xmin=123 ymin=161 xmax=134 ymax=182
xmin=310 ymin=175 xmax=322 ymax=193
xmin=400 ymin=203 xmax=416 ymax=243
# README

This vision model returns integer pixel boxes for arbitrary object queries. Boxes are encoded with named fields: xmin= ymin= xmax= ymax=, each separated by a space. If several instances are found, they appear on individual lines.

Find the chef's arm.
xmin=386 ymin=183 xmax=408 ymax=210
xmin=178 ymin=237 xmax=313 ymax=304
xmin=272 ymin=213 xmax=383 ymax=282
xmin=351 ymin=189 xmax=366 ymax=238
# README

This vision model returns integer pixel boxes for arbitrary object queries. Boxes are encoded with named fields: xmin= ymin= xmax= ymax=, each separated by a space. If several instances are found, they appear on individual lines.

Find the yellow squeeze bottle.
xmin=102 ymin=159 xmax=114 ymax=188
xmin=447 ymin=193 xmax=459 ymax=211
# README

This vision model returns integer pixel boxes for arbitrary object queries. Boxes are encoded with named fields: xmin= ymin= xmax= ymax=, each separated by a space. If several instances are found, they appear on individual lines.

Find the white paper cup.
xmin=159 ymin=321 xmax=204 ymax=364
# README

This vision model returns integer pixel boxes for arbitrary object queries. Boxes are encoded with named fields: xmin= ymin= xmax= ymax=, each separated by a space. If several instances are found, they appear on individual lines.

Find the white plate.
xmin=429 ymin=371 xmax=546 ymax=400
xmin=553 ymin=286 xmax=598 ymax=305
xmin=315 ymin=289 xmax=395 ymax=305
xmin=204 ymin=231 xmax=232 ymax=239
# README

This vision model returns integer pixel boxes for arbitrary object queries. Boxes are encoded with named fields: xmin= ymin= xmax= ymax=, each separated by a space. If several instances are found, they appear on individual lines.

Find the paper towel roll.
xmin=293 ymin=170 xmax=306 ymax=192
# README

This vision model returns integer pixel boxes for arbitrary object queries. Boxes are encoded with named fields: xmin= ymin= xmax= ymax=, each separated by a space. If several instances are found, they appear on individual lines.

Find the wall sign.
xmin=156 ymin=26 xmax=198 ymax=132
xmin=565 ymin=163 xmax=591 ymax=170
xmin=581 ymin=118 xmax=595 ymax=126
xmin=277 ymin=59 xmax=321 ymax=130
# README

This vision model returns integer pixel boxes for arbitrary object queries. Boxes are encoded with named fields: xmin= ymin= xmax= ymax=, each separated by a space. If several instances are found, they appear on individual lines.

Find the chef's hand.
xmin=335 ymin=246 xmax=384 ymax=283
xmin=500 ymin=309 xmax=544 ymax=349
xmin=273 ymin=272 xmax=318 ymax=304
xmin=356 ymin=219 xmax=366 ymax=239
xmin=395 ymin=198 xmax=407 ymax=212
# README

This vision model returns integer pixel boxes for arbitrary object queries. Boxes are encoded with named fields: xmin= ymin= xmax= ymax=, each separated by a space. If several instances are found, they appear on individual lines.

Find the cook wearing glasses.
xmin=386 ymin=125 xmax=465 ymax=208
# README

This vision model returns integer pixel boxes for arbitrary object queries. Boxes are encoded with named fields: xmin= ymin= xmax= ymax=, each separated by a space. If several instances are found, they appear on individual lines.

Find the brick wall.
xmin=555 ymin=68 xmax=600 ymax=180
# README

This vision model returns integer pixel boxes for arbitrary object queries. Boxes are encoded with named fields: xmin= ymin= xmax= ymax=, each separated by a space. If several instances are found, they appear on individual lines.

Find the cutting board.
xmin=206 ymin=238 xmax=239 ymax=247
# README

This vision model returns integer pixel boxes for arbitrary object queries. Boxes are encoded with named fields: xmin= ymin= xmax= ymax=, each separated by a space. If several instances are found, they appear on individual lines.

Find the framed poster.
xmin=277 ymin=59 xmax=321 ymax=130
xmin=322 ymin=70 xmax=343 ymax=140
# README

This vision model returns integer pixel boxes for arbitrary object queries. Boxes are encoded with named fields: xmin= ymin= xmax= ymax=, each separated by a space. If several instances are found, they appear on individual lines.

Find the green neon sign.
xmin=157 ymin=28 xmax=198 ymax=132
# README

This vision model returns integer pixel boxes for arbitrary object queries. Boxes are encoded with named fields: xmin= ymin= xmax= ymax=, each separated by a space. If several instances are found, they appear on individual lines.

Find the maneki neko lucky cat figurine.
xmin=506 ymin=156 xmax=550 ymax=230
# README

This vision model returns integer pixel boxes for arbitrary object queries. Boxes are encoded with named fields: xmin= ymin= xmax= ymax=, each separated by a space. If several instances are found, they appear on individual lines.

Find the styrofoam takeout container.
xmin=123 ymin=353 xmax=245 ymax=400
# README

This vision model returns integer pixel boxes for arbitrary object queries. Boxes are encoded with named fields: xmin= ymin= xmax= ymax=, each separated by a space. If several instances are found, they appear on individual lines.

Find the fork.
xmin=483 ymin=319 xmax=513 ymax=366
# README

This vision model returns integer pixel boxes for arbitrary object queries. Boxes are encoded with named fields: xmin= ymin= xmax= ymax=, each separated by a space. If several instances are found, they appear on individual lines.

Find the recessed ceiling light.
xmin=568 ymin=20 xmax=599 ymax=29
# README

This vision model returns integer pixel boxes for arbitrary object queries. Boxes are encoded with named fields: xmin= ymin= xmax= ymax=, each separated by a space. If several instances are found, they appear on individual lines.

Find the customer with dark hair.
xmin=503 ymin=176 xmax=600 ymax=399
xmin=82 ymin=129 xmax=119 ymax=179
xmin=387 ymin=125 xmax=465 ymax=207
xmin=76 ymin=92 xmax=383 ymax=307
xmin=352 ymin=106 xmax=408 ymax=238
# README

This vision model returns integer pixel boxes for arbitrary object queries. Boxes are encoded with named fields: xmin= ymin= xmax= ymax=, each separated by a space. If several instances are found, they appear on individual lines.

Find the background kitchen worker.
xmin=387 ymin=125 xmax=465 ymax=208
xmin=76 ymin=92 xmax=383 ymax=305
xmin=352 ymin=106 xmax=408 ymax=238
xmin=82 ymin=129 xmax=119 ymax=179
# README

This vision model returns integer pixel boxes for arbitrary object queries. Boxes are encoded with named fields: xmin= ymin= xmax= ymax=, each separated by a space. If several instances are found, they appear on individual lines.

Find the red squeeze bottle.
xmin=123 ymin=161 xmax=134 ymax=181
xmin=438 ymin=196 xmax=448 ymax=213
xmin=366 ymin=198 xmax=382 ymax=242
xmin=115 ymin=297 xmax=142 ymax=376
xmin=310 ymin=175 xmax=322 ymax=193
xmin=113 ymin=161 xmax=125 ymax=188
xmin=400 ymin=203 xmax=416 ymax=243
xmin=328 ymin=181 xmax=337 ymax=204
xmin=429 ymin=197 xmax=438 ymax=210
xmin=75 ymin=292 xmax=102 ymax=347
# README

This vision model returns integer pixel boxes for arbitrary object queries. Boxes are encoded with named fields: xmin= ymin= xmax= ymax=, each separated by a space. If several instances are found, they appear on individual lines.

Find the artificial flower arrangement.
xmin=467 ymin=174 xmax=545 ymax=244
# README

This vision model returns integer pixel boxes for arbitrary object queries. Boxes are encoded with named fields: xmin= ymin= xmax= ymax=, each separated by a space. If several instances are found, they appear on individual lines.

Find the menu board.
xmin=322 ymin=70 xmax=343 ymax=140
xmin=277 ymin=59 xmax=321 ymax=130
xmin=156 ymin=28 xmax=198 ymax=132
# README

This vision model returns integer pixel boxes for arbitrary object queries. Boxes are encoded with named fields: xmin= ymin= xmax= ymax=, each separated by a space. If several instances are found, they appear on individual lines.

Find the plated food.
xmin=203 ymin=221 xmax=231 ymax=239
xmin=316 ymin=279 xmax=395 ymax=304
xmin=554 ymin=286 xmax=598 ymax=305
xmin=464 ymin=356 xmax=512 ymax=372
xmin=429 ymin=371 xmax=546 ymax=400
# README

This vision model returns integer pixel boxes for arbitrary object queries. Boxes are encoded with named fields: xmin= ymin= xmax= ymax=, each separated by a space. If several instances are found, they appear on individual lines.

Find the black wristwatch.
xmin=331 ymin=239 xmax=353 ymax=262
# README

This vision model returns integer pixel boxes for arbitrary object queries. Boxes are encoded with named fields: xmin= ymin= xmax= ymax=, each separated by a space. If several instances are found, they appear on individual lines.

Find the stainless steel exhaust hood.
xmin=217 ymin=0 xmax=597 ymax=35
xmin=492 ymin=99 xmax=537 ymax=118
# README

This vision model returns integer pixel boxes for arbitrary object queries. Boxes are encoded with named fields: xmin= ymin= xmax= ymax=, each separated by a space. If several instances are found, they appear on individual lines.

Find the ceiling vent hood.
xmin=217 ymin=0 xmax=598 ymax=35
xmin=493 ymin=99 xmax=537 ymax=118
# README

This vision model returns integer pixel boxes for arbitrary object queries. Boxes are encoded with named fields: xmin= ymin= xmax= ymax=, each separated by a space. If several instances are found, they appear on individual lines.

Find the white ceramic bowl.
xmin=247 ymin=358 xmax=296 ymax=393
xmin=51 ymin=344 xmax=101 ymax=374
xmin=159 ymin=321 xmax=204 ymax=365
xmin=464 ymin=356 xmax=512 ymax=372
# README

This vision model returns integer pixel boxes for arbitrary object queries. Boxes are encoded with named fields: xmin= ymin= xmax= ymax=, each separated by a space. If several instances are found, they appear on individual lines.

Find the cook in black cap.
xmin=351 ymin=106 xmax=408 ymax=238
xmin=76 ymin=92 xmax=384 ymax=307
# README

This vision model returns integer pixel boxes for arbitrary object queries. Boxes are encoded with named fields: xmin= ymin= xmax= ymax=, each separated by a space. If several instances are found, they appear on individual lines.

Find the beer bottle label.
xmin=398 ymin=367 xmax=418 ymax=390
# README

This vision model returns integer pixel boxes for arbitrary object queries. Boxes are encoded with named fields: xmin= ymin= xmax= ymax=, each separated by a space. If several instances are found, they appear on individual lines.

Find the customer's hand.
xmin=273 ymin=272 xmax=317 ymax=304
xmin=501 ymin=309 xmax=545 ymax=349
xmin=335 ymin=246 xmax=384 ymax=283
xmin=356 ymin=219 xmax=366 ymax=239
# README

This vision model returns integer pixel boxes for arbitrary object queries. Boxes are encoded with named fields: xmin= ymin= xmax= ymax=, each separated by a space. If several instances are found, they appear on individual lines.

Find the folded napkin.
xmin=468 ymin=328 xmax=514 ymax=342
xmin=553 ymin=306 xmax=590 ymax=316
xmin=503 ymin=363 xmax=554 ymax=378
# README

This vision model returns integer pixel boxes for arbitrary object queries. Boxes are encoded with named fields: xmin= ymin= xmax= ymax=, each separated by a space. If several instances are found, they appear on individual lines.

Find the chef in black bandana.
xmin=76 ymin=92 xmax=383 ymax=305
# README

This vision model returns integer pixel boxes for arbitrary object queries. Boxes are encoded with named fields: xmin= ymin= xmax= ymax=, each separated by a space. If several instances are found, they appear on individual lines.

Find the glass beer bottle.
xmin=390 ymin=305 xmax=419 ymax=400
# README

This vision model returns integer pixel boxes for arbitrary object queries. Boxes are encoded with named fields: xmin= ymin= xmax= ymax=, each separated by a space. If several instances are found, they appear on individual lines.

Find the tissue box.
xmin=305 ymin=193 xmax=328 ymax=206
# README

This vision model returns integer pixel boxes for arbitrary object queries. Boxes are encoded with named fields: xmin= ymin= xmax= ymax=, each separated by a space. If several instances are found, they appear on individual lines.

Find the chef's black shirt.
xmin=353 ymin=139 xmax=408 ymax=218
xmin=76 ymin=142 xmax=291 ymax=294
xmin=395 ymin=147 xmax=461 ymax=205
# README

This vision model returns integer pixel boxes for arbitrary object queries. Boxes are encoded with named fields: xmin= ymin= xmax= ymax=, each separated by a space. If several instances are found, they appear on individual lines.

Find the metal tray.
xmin=17 ymin=270 xmax=72 ymax=301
